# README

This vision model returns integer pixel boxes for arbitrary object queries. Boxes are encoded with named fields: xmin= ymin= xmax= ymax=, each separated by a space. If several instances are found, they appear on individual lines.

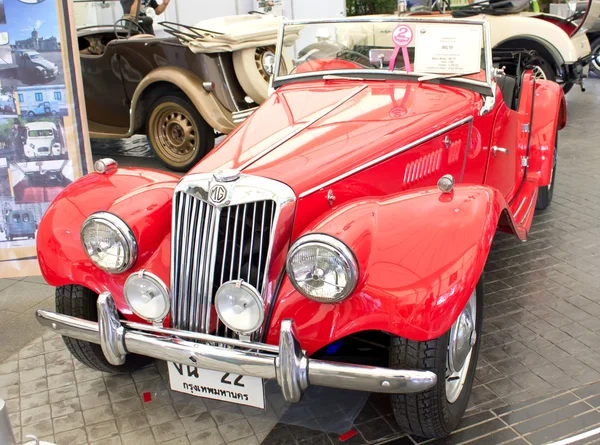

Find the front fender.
xmin=267 ymin=185 xmax=510 ymax=355
xmin=530 ymin=80 xmax=566 ymax=187
xmin=37 ymin=168 xmax=178 ymax=320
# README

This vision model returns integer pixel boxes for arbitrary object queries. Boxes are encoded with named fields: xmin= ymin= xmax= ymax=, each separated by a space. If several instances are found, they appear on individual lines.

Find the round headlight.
xmin=124 ymin=270 xmax=170 ymax=322
xmin=286 ymin=234 xmax=358 ymax=303
xmin=81 ymin=212 xmax=137 ymax=273
xmin=215 ymin=280 xmax=264 ymax=335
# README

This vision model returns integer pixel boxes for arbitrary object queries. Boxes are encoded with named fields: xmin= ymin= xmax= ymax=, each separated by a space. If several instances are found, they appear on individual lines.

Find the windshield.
xmin=29 ymin=53 xmax=41 ymax=59
xmin=29 ymin=129 xmax=53 ymax=137
xmin=275 ymin=19 xmax=490 ymax=86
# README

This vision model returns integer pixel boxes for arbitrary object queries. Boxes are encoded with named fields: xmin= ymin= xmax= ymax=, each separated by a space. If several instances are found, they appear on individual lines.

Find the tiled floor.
xmin=1 ymin=78 xmax=599 ymax=445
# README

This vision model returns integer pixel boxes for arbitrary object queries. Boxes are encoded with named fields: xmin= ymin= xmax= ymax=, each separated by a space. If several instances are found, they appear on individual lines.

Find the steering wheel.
xmin=114 ymin=17 xmax=144 ymax=40
xmin=296 ymin=42 xmax=373 ymax=68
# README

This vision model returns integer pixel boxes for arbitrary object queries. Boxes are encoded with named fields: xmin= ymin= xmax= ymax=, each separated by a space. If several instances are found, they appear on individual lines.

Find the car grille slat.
xmin=171 ymin=191 xmax=277 ymax=337
xmin=189 ymin=201 xmax=207 ymax=332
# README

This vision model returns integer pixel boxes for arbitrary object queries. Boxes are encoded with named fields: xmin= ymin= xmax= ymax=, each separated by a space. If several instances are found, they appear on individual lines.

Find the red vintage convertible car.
xmin=35 ymin=17 xmax=566 ymax=438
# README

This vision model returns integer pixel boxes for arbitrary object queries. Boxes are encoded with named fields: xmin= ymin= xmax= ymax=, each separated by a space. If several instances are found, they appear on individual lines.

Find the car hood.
xmin=190 ymin=80 xmax=482 ymax=196
xmin=33 ymin=59 xmax=56 ymax=70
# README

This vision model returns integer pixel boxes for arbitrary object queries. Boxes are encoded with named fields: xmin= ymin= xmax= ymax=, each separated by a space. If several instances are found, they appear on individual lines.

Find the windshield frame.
xmin=272 ymin=17 xmax=494 ymax=95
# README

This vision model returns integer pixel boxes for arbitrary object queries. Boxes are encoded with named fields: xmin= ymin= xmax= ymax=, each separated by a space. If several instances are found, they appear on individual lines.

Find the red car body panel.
xmin=37 ymin=74 xmax=565 ymax=354
xmin=266 ymin=186 xmax=508 ymax=353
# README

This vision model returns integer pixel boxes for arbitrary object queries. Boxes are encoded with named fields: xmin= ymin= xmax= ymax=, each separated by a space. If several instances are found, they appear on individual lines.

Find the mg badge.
xmin=209 ymin=184 xmax=227 ymax=204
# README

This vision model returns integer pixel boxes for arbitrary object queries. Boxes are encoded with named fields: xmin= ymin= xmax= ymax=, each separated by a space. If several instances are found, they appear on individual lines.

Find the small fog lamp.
xmin=215 ymin=280 xmax=264 ymax=334
xmin=124 ymin=270 xmax=170 ymax=322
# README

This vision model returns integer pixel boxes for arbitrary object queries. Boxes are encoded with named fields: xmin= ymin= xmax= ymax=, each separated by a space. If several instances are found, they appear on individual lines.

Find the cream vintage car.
xmin=78 ymin=14 xmax=297 ymax=171
xmin=328 ymin=0 xmax=599 ymax=92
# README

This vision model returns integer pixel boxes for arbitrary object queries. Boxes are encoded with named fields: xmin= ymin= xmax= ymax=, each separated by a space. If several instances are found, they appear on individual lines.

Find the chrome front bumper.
xmin=36 ymin=292 xmax=436 ymax=403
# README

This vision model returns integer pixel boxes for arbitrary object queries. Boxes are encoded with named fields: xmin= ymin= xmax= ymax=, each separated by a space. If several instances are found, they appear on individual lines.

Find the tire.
xmin=146 ymin=92 xmax=214 ymax=172
xmin=27 ymin=111 xmax=35 ymax=117
xmin=51 ymin=110 xmax=57 ymax=116
xmin=590 ymin=37 xmax=600 ymax=79
xmin=56 ymin=284 xmax=151 ymax=374
xmin=536 ymin=133 xmax=558 ymax=210
xmin=390 ymin=279 xmax=483 ymax=438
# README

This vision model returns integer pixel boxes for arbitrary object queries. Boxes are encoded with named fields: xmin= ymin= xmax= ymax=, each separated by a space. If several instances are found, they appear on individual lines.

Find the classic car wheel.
xmin=146 ymin=93 xmax=214 ymax=172
xmin=590 ymin=37 xmax=600 ymax=78
xmin=536 ymin=134 xmax=558 ymax=210
xmin=27 ymin=111 xmax=35 ymax=117
xmin=56 ymin=285 xmax=151 ymax=373
xmin=390 ymin=280 xmax=483 ymax=438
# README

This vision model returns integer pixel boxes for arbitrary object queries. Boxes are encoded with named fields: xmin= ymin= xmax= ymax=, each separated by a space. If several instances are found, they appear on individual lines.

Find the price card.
xmin=414 ymin=25 xmax=482 ymax=74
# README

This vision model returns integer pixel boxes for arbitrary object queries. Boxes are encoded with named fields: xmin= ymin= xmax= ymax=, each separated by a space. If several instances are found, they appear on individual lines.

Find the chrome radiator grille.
xmin=170 ymin=190 xmax=276 ymax=335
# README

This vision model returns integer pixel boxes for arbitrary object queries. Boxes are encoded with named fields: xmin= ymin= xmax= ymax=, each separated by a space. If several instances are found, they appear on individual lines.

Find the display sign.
xmin=0 ymin=0 xmax=92 ymax=278
xmin=414 ymin=25 xmax=482 ymax=74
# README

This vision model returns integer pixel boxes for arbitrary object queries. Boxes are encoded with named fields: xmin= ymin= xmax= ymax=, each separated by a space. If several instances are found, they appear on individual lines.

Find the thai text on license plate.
xmin=167 ymin=362 xmax=265 ymax=409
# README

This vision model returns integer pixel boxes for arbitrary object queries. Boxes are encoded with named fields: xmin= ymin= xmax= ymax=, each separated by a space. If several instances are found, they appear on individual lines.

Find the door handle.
xmin=492 ymin=146 xmax=510 ymax=156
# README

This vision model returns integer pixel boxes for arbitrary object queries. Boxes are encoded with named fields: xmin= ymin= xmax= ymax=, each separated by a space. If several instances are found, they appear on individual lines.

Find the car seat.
xmin=496 ymin=73 xmax=517 ymax=110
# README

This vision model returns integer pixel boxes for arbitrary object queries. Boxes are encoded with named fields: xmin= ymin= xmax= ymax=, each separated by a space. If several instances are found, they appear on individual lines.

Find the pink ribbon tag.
xmin=389 ymin=25 xmax=413 ymax=73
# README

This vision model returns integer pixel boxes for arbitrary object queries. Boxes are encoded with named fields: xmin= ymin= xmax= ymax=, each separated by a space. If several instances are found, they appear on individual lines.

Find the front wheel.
xmin=146 ymin=92 xmax=215 ymax=172
xmin=390 ymin=280 xmax=483 ymax=438
xmin=56 ymin=285 xmax=151 ymax=374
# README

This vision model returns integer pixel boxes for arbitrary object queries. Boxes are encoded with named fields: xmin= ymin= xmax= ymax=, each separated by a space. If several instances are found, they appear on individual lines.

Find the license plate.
xmin=167 ymin=362 xmax=265 ymax=409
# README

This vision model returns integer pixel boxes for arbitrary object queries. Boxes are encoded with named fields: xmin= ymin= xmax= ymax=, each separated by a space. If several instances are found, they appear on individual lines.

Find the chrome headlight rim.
xmin=80 ymin=212 xmax=137 ymax=274
xmin=286 ymin=233 xmax=359 ymax=303
xmin=124 ymin=270 xmax=170 ymax=322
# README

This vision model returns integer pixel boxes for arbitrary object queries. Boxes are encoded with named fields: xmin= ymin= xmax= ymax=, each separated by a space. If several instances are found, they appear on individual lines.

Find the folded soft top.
xmin=169 ymin=14 xmax=300 ymax=53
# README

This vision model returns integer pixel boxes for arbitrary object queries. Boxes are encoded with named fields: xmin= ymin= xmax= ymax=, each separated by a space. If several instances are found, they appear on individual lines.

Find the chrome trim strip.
xmin=239 ymin=84 xmax=368 ymax=171
xmin=36 ymin=294 xmax=437 ymax=400
xmin=298 ymin=116 xmax=473 ymax=198
xmin=459 ymin=120 xmax=473 ymax=183
xmin=121 ymin=321 xmax=281 ymax=353
xmin=519 ymin=189 xmax=537 ymax=226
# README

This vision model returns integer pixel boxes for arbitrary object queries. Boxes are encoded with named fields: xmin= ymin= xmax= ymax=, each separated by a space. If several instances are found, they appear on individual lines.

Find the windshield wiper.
xmin=418 ymin=72 xmax=481 ymax=82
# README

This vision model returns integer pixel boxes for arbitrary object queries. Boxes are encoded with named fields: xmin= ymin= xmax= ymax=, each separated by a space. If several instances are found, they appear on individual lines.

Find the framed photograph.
xmin=0 ymin=0 xmax=92 ymax=277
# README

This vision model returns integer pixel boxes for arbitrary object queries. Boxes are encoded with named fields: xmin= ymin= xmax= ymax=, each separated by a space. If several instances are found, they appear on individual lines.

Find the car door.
xmin=79 ymin=36 xmax=130 ymax=128
xmin=484 ymin=73 xmax=535 ymax=204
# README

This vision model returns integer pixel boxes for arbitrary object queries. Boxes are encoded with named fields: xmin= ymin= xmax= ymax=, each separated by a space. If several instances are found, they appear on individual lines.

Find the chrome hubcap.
xmin=446 ymin=289 xmax=477 ymax=403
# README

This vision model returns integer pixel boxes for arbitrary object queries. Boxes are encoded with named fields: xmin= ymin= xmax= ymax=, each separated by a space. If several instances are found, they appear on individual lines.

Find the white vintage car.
xmin=24 ymin=122 xmax=65 ymax=159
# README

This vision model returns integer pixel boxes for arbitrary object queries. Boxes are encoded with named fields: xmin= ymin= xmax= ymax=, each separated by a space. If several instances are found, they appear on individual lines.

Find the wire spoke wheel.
xmin=532 ymin=65 xmax=547 ymax=81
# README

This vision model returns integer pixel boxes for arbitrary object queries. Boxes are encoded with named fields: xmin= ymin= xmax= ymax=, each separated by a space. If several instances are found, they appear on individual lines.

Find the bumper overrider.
xmin=36 ymin=292 xmax=436 ymax=403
